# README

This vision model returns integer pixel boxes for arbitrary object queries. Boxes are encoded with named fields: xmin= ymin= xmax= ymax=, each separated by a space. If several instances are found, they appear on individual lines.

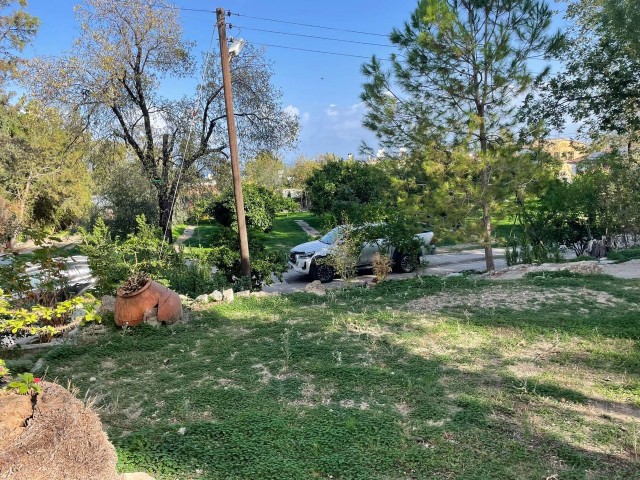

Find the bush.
xmin=207 ymin=227 xmax=288 ymax=290
xmin=606 ymin=248 xmax=640 ymax=263
xmin=305 ymin=159 xmax=392 ymax=223
xmin=164 ymin=249 xmax=230 ymax=298
xmin=208 ymin=184 xmax=283 ymax=232
xmin=80 ymin=215 xmax=168 ymax=294
xmin=81 ymin=215 xmax=281 ymax=295
xmin=94 ymin=161 xmax=159 ymax=237
xmin=372 ymin=252 xmax=393 ymax=281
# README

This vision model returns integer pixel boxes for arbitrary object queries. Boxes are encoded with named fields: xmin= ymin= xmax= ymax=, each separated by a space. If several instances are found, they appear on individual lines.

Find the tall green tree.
xmin=362 ymin=0 xmax=562 ymax=270
xmin=305 ymin=158 xmax=392 ymax=223
xmin=0 ymin=0 xmax=38 ymax=83
xmin=28 ymin=0 xmax=298 ymax=242
xmin=525 ymin=0 xmax=640 ymax=150
xmin=244 ymin=151 xmax=286 ymax=190
xmin=0 ymin=101 xmax=92 ymax=242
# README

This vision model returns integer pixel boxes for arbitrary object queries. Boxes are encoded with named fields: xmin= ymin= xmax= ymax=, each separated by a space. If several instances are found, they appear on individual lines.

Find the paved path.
xmin=175 ymin=225 xmax=196 ymax=246
xmin=294 ymin=220 xmax=320 ymax=237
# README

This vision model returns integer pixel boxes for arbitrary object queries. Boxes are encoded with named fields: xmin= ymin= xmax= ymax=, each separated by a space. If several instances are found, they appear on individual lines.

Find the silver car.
xmin=289 ymin=225 xmax=435 ymax=282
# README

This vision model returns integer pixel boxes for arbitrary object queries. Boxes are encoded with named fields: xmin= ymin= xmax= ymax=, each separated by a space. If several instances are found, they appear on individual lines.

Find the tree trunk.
xmin=158 ymin=191 xmax=173 ymax=244
xmin=482 ymin=199 xmax=495 ymax=272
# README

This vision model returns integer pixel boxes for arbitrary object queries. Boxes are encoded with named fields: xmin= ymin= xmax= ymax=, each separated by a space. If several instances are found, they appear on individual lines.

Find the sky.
xmin=22 ymin=0 xmax=570 ymax=164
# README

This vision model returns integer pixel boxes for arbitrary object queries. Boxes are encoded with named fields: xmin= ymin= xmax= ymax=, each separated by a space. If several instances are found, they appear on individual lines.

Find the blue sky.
xmin=23 ymin=0 xmax=569 ymax=164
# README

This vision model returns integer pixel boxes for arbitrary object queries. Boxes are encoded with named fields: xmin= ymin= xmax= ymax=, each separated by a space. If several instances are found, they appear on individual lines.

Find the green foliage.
xmin=92 ymin=156 xmax=159 ymax=237
xmin=0 ymin=101 xmax=93 ymax=237
xmin=0 ymin=287 xmax=101 ymax=338
xmin=208 ymin=184 xmax=291 ymax=233
xmin=80 ymin=216 xmax=167 ymax=295
xmin=0 ymin=0 xmax=39 ymax=82
xmin=305 ymin=159 xmax=392 ymax=223
xmin=361 ymin=0 xmax=562 ymax=270
xmin=14 ymin=274 xmax=640 ymax=479
xmin=606 ymin=248 xmax=640 ymax=263
xmin=28 ymin=0 xmax=298 ymax=241
xmin=244 ymin=151 xmax=286 ymax=190
xmin=0 ymin=358 xmax=9 ymax=377
xmin=207 ymin=227 xmax=287 ymax=290
xmin=286 ymin=155 xmax=323 ymax=189
xmin=529 ymin=0 xmax=640 ymax=143
xmin=509 ymin=154 xmax=640 ymax=262
xmin=163 ymin=249 xmax=229 ymax=298
xmin=6 ymin=372 xmax=41 ymax=395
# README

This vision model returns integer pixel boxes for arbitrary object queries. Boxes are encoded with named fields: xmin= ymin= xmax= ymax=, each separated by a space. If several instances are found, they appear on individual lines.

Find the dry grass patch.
xmin=405 ymin=287 xmax=636 ymax=313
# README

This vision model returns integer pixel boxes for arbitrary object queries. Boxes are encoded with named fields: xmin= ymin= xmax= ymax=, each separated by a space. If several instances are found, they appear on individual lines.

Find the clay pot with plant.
xmin=114 ymin=272 xmax=182 ymax=327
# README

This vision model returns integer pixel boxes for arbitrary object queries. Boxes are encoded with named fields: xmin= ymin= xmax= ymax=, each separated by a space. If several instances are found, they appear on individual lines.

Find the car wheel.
xmin=314 ymin=264 xmax=335 ymax=283
xmin=396 ymin=252 xmax=417 ymax=273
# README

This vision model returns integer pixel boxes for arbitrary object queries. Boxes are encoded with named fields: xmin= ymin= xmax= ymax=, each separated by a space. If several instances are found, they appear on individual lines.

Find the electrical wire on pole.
xmin=217 ymin=7 xmax=251 ymax=278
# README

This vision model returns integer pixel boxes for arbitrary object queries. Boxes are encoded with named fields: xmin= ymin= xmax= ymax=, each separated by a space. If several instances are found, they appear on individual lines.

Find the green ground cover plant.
xmin=181 ymin=223 xmax=222 ymax=249
xmin=607 ymin=248 xmax=640 ymax=263
xmin=6 ymin=274 xmax=640 ymax=479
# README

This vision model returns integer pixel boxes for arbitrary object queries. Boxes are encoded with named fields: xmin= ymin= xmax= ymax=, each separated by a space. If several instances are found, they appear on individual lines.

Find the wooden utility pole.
xmin=216 ymin=7 xmax=250 ymax=278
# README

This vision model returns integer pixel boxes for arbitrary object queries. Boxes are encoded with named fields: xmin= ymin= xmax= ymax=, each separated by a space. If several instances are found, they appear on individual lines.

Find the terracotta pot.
xmin=115 ymin=280 xmax=182 ymax=327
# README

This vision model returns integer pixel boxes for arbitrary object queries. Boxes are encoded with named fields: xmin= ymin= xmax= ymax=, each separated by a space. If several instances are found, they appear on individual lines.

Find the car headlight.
xmin=298 ymin=252 xmax=315 ymax=259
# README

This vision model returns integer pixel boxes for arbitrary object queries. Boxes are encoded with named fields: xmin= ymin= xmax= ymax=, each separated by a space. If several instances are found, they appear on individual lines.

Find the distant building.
xmin=541 ymin=138 xmax=587 ymax=182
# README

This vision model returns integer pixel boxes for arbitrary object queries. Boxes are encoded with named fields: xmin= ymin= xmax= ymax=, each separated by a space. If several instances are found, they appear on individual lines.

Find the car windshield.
xmin=319 ymin=227 xmax=343 ymax=245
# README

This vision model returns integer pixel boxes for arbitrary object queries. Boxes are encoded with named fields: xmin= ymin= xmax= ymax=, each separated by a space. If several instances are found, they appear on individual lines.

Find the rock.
xmin=178 ymin=294 xmax=194 ymax=305
xmin=446 ymin=272 xmax=463 ymax=278
xmin=210 ymin=290 xmax=223 ymax=302
xmin=195 ymin=294 xmax=209 ymax=303
xmin=305 ymin=280 xmax=326 ymax=296
xmin=89 ymin=377 xmax=97 ymax=382
xmin=0 ymin=394 xmax=33 ymax=444
xmin=100 ymin=295 xmax=116 ymax=314
xmin=236 ymin=290 xmax=251 ymax=298
xmin=222 ymin=288 xmax=234 ymax=303
xmin=32 ymin=358 xmax=45 ymax=373
xmin=250 ymin=291 xmax=270 ymax=297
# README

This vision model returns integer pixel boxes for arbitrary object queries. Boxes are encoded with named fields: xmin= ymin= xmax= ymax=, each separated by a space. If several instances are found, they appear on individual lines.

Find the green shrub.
xmin=164 ymin=249 xmax=230 ymax=298
xmin=207 ymin=228 xmax=287 ymax=290
xmin=606 ymin=248 xmax=640 ymax=263
xmin=207 ymin=184 xmax=287 ymax=233
xmin=80 ymin=215 xmax=168 ymax=294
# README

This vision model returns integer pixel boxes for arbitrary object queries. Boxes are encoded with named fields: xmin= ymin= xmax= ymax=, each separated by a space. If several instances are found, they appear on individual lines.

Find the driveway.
xmin=263 ymin=247 xmax=507 ymax=294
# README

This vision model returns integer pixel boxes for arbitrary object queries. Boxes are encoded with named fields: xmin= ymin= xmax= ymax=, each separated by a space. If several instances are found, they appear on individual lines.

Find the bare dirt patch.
xmin=406 ymin=287 xmax=635 ymax=313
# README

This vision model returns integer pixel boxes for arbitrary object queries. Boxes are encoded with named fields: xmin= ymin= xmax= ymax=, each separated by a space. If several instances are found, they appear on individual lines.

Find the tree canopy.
xmin=27 ymin=0 xmax=298 ymax=242
xmin=361 ymin=0 xmax=562 ymax=270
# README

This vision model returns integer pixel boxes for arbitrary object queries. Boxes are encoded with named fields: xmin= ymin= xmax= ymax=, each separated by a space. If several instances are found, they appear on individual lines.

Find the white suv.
xmin=288 ymin=226 xmax=435 ymax=282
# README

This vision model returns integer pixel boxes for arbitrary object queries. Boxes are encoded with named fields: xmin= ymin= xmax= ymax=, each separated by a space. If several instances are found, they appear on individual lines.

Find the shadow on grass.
xmin=22 ymin=293 xmax=640 ymax=480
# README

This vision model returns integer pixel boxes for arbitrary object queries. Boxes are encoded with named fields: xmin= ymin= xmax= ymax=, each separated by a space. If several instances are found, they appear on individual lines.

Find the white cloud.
xmin=284 ymin=104 xmax=299 ymax=116
xmin=284 ymin=104 xmax=310 ymax=123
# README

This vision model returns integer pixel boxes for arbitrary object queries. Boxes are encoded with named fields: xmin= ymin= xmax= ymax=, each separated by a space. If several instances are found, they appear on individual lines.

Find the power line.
xmin=229 ymin=11 xmax=389 ymax=38
xmin=113 ymin=0 xmax=214 ymax=14
xmin=249 ymin=42 xmax=387 ymax=60
xmin=229 ymin=24 xmax=395 ymax=48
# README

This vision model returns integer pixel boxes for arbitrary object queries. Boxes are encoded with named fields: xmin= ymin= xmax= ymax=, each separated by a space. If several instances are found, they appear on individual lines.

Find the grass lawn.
xmin=261 ymin=212 xmax=328 ymax=255
xmin=7 ymin=273 xmax=640 ymax=479
xmin=179 ymin=222 xmax=223 ymax=248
